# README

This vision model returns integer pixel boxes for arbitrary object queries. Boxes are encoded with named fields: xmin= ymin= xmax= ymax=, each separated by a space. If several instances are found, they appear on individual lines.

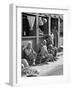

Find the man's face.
xmin=27 ymin=43 xmax=32 ymax=49
xmin=43 ymin=40 xmax=46 ymax=45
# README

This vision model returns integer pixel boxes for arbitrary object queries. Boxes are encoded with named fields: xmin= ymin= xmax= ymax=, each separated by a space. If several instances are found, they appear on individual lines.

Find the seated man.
xmin=21 ymin=59 xmax=29 ymax=72
xmin=37 ymin=40 xmax=54 ymax=63
xmin=48 ymin=44 xmax=57 ymax=57
xmin=21 ymin=59 xmax=39 ymax=77
xmin=22 ymin=41 xmax=37 ymax=66
xmin=39 ymin=40 xmax=48 ymax=59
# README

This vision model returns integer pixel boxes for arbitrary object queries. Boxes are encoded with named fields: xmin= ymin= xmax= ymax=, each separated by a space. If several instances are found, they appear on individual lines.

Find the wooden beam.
xmin=49 ymin=15 xmax=51 ymax=35
xmin=58 ymin=17 xmax=60 ymax=48
xmin=36 ymin=14 xmax=39 ymax=46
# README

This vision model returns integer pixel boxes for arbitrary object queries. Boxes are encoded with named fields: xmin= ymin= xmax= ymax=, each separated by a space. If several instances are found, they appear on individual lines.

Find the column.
xmin=36 ymin=14 xmax=39 ymax=49
xmin=58 ymin=16 xmax=60 ymax=48
xmin=49 ymin=14 xmax=51 ymax=35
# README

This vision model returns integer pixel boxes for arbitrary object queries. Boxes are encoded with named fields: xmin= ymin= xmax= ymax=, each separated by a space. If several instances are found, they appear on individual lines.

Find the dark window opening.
xmin=22 ymin=13 xmax=36 ymax=36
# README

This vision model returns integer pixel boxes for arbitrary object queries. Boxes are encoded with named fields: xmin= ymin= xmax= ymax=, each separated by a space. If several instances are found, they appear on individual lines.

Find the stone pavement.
xmin=30 ymin=54 xmax=63 ymax=76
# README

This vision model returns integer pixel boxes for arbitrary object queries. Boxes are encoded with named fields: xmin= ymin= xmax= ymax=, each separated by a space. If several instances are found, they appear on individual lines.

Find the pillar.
xmin=36 ymin=14 xmax=39 ymax=51
xmin=49 ymin=14 xmax=51 ymax=35
xmin=58 ymin=16 xmax=60 ymax=48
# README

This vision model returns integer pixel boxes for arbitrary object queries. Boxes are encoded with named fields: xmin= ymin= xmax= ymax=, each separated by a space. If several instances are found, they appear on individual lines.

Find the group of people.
xmin=36 ymin=38 xmax=57 ymax=64
xmin=22 ymin=35 xmax=57 ymax=70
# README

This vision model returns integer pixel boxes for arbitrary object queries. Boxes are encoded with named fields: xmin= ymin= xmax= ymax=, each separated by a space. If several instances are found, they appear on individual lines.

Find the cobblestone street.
xmin=30 ymin=53 xmax=63 ymax=76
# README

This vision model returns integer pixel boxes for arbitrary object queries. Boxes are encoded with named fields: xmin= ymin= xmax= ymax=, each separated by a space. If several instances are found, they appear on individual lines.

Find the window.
xmin=22 ymin=13 xmax=36 ymax=36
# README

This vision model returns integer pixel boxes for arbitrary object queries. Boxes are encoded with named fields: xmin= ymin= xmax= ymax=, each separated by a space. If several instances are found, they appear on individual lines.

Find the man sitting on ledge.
xmin=36 ymin=40 xmax=55 ymax=64
xmin=22 ymin=41 xmax=37 ymax=66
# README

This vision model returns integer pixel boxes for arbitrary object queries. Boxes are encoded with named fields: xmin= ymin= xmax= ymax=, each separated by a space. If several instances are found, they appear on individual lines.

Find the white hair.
xmin=43 ymin=40 xmax=47 ymax=45
xmin=27 ymin=41 xmax=32 ymax=48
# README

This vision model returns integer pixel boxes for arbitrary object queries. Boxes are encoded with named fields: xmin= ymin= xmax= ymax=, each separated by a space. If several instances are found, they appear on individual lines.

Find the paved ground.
xmin=30 ymin=54 xmax=63 ymax=76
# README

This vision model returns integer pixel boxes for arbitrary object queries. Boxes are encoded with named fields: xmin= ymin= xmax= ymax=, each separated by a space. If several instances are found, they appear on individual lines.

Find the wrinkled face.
xmin=27 ymin=43 xmax=32 ymax=49
xmin=43 ymin=40 xmax=47 ymax=45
